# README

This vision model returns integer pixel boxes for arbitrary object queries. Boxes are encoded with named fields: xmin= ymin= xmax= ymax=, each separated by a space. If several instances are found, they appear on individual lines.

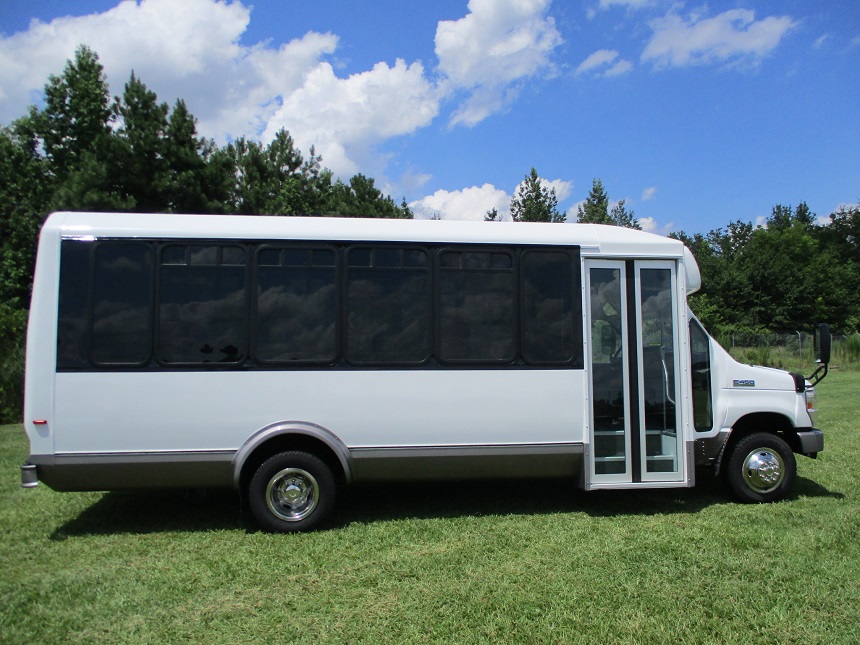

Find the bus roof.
xmin=44 ymin=211 xmax=688 ymax=259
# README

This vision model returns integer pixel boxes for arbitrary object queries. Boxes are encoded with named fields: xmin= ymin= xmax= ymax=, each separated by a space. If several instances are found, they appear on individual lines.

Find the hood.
xmin=723 ymin=360 xmax=795 ymax=391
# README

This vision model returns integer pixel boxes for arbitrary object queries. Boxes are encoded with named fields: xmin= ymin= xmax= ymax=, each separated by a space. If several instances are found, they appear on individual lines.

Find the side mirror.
xmin=808 ymin=323 xmax=830 ymax=386
xmin=814 ymin=323 xmax=831 ymax=365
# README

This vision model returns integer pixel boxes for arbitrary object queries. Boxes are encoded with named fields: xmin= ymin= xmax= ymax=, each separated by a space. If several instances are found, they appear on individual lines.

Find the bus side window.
xmin=346 ymin=246 xmax=431 ymax=365
xmin=91 ymin=242 xmax=153 ymax=365
xmin=521 ymin=250 xmax=578 ymax=365
xmin=689 ymin=318 xmax=713 ymax=431
xmin=157 ymin=244 xmax=248 ymax=364
xmin=57 ymin=240 xmax=93 ymax=370
xmin=438 ymin=250 xmax=516 ymax=364
xmin=255 ymin=246 xmax=338 ymax=364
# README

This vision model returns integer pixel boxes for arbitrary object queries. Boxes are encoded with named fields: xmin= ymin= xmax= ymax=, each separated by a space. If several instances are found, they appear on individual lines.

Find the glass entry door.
xmin=586 ymin=260 xmax=683 ymax=485
xmin=636 ymin=262 xmax=682 ymax=481
xmin=587 ymin=261 xmax=631 ymax=482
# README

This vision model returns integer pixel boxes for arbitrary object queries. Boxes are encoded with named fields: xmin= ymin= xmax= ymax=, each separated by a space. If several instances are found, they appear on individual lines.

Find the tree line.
xmin=1 ymin=45 xmax=858 ymax=421
xmin=488 ymin=170 xmax=859 ymax=337
xmin=671 ymin=203 xmax=860 ymax=336
xmin=486 ymin=172 xmax=638 ymax=227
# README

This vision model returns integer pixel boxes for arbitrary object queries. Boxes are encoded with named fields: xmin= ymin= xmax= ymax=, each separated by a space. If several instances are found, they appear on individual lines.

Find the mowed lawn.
xmin=2 ymin=373 xmax=859 ymax=643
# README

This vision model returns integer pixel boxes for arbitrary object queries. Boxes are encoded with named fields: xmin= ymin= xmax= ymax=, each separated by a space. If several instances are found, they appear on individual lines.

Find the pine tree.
xmin=32 ymin=45 xmax=112 ymax=183
xmin=113 ymin=72 xmax=170 ymax=211
xmin=510 ymin=167 xmax=564 ymax=223
xmin=164 ymin=99 xmax=225 ymax=213
xmin=324 ymin=174 xmax=412 ymax=218
xmin=610 ymin=199 xmax=641 ymax=230
xmin=576 ymin=179 xmax=611 ymax=225
xmin=577 ymin=179 xmax=641 ymax=229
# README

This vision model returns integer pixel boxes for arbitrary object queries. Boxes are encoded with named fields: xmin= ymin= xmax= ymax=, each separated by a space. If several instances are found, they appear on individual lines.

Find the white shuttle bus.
xmin=21 ymin=212 xmax=828 ymax=532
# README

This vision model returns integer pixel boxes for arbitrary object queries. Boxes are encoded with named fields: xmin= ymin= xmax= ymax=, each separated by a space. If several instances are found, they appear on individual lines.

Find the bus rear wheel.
xmin=726 ymin=433 xmax=795 ymax=503
xmin=249 ymin=451 xmax=335 ymax=532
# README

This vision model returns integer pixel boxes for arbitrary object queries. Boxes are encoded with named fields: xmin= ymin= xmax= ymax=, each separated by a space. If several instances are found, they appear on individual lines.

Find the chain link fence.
xmin=723 ymin=331 xmax=860 ymax=368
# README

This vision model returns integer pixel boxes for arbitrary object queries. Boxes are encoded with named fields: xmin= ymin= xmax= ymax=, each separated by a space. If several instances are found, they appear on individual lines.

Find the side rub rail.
xmin=23 ymin=439 xmax=586 ymax=491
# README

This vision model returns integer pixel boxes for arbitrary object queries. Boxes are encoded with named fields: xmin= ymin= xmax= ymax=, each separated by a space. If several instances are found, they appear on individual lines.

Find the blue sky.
xmin=1 ymin=0 xmax=858 ymax=233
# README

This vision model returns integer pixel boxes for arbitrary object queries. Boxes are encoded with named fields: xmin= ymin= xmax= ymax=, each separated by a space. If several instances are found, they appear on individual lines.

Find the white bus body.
xmin=21 ymin=212 xmax=825 ymax=531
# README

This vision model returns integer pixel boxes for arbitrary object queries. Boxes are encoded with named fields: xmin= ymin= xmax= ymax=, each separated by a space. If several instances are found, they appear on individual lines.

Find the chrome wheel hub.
xmin=742 ymin=448 xmax=785 ymax=494
xmin=266 ymin=468 xmax=319 ymax=521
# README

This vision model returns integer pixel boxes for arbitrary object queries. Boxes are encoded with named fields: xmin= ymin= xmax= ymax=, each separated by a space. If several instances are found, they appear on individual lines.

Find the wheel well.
xmin=721 ymin=412 xmax=802 ymax=472
xmin=238 ymin=434 xmax=348 ymax=494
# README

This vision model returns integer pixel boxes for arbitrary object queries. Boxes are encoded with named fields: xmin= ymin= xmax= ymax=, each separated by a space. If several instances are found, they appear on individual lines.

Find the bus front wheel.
xmin=248 ymin=451 xmax=335 ymax=532
xmin=726 ymin=433 xmax=796 ymax=503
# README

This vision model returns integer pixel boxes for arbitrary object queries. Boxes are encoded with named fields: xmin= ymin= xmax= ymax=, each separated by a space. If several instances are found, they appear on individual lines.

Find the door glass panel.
xmin=639 ymin=268 xmax=679 ymax=474
xmin=589 ymin=267 xmax=627 ymax=476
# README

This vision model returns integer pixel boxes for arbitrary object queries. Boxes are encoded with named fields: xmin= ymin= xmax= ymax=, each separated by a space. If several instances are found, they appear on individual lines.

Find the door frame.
xmin=584 ymin=258 xmax=687 ymax=489
xmin=634 ymin=260 xmax=684 ymax=483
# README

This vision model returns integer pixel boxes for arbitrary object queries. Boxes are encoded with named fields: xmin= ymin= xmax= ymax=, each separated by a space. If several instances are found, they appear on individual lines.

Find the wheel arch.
xmin=233 ymin=421 xmax=352 ymax=492
xmin=719 ymin=412 xmax=804 ymax=474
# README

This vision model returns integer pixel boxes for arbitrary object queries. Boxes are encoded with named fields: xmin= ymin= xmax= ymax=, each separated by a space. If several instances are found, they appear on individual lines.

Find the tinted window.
xmin=91 ymin=243 xmax=153 ymax=364
xmin=57 ymin=240 xmax=92 ymax=369
xmin=347 ymin=247 xmax=431 ymax=364
xmin=521 ymin=251 xmax=576 ymax=364
xmin=157 ymin=245 xmax=247 ymax=364
xmin=438 ymin=250 xmax=515 ymax=363
xmin=255 ymin=246 xmax=338 ymax=363
xmin=56 ymin=239 xmax=585 ymax=372
xmin=690 ymin=318 xmax=713 ymax=431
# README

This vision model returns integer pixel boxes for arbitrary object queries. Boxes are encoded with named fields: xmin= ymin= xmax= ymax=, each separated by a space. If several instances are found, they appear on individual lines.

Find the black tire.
xmin=248 ymin=451 xmax=335 ymax=533
xmin=725 ymin=433 xmax=796 ymax=503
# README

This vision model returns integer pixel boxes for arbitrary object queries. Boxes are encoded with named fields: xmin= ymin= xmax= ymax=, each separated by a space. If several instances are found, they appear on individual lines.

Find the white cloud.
xmin=639 ymin=216 xmax=673 ymax=236
xmin=0 ymin=0 xmax=436 ymax=177
xmin=0 ymin=0 xmax=567 ymax=179
xmin=641 ymin=187 xmax=657 ymax=201
xmin=0 ymin=0 xmax=338 ymax=138
xmin=567 ymin=200 xmax=586 ymax=221
xmin=435 ymin=0 xmax=563 ymax=126
xmin=605 ymin=59 xmax=634 ymax=76
xmin=545 ymin=178 xmax=574 ymax=202
xmin=642 ymin=8 xmax=798 ymax=69
xmin=262 ymin=59 xmax=439 ymax=177
xmin=639 ymin=216 xmax=656 ymax=231
xmin=813 ymin=34 xmax=829 ymax=49
xmin=410 ymin=184 xmax=511 ymax=221
xmin=576 ymin=50 xmax=633 ymax=77
xmin=576 ymin=49 xmax=618 ymax=74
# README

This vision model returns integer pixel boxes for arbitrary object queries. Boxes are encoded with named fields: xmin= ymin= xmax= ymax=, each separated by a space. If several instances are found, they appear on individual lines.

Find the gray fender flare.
xmin=231 ymin=421 xmax=353 ymax=487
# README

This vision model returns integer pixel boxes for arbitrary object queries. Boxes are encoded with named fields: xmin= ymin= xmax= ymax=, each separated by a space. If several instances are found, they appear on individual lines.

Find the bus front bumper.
xmin=796 ymin=428 xmax=824 ymax=458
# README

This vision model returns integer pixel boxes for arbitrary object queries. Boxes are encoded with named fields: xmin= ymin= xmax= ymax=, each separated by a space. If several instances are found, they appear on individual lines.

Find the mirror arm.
xmin=807 ymin=363 xmax=829 ymax=387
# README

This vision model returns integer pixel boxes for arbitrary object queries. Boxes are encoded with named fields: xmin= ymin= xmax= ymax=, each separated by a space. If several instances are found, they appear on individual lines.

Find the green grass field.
xmin=2 ymin=372 xmax=859 ymax=643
